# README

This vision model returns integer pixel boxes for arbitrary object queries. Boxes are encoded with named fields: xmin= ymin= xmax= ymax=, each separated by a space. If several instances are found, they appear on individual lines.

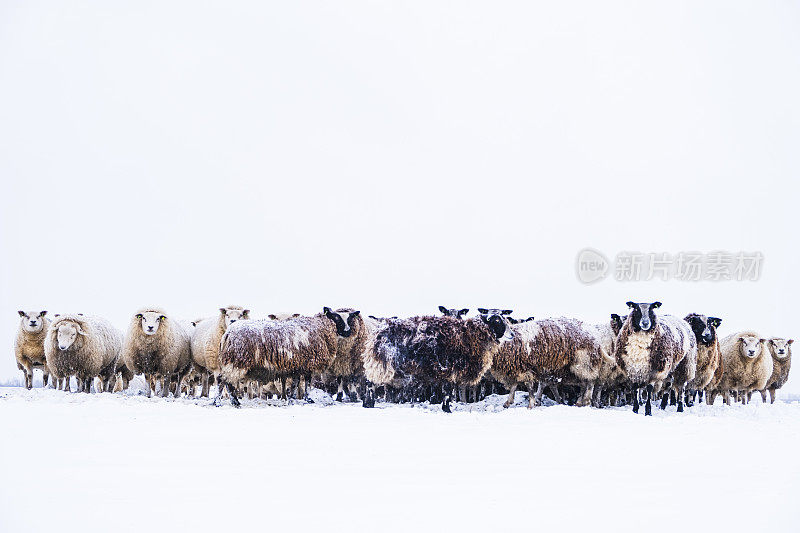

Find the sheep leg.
xmin=42 ymin=370 xmax=49 ymax=388
xmin=160 ymin=377 xmax=169 ymax=398
xmin=759 ymin=389 xmax=767 ymax=403
xmin=304 ymin=374 xmax=314 ymax=403
xmin=659 ymin=391 xmax=668 ymax=410
xmin=676 ymin=387 xmax=684 ymax=412
xmin=632 ymin=388 xmax=640 ymax=413
xmin=279 ymin=377 xmax=287 ymax=401
xmin=442 ymin=383 xmax=453 ymax=413
xmin=23 ymin=367 xmax=32 ymax=390
xmin=549 ymin=384 xmax=563 ymax=404
xmin=200 ymin=371 xmax=210 ymax=398
xmin=362 ymin=381 xmax=375 ymax=408
xmin=577 ymin=382 xmax=594 ymax=407
xmin=645 ymin=385 xmax=653 ymax=416
xmin=503 ymin=383 xmax=517 ymax=408
xmin=227 ymin=381 xmax=241 ymax=408
xmin=63 ymin=377 xmax=70 ymax=392
xmin=769 ymin=388 xmax=777 ymax=404
xmin=533 ymin=382 xmax=547 ymax=407
xmin=527 ymin=381 xmax=539 ymax=409
xmin=336 ymin=377 xmax=345 ymax=402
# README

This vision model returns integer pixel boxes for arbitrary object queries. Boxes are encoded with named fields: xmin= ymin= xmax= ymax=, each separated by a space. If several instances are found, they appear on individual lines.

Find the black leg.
xmin=659 ymin=391 xmax=668 ymax=410
xmin=305 ymin=374 xmax=314 ymax=403
xmin=228 ymin=381 xmax=241 ymax=408
xmin=632 ymin=389 xmax=640 ymax=414
xmin=362 ymin=381 xmax=375 ymax=408
xmin=645 ymin=385 xmax=653 ymax=416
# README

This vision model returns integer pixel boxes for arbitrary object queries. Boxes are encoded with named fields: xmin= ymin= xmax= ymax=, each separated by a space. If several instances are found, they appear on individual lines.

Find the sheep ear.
xmin=760 ymin=338 xmax=766 ymax=343
xmin=18 ymin=310 xmax=26 ymax=317
xmin=788 ymin=339 xmax=794 ymax=345
xmin=438 ymin=306 xmax=448 ymax=314
xmin=501 ymin=310 xmax=513 ymax=315
xmin=242 ymin=309 xmax=250 ymax=318
xmin=77 ymin=327 xmax=88 ymax=336
xmin=458 ymin=309 xmax=469 ymax=317
xmin=219 ymin=308 xmax=227 ymax=315
xmin=477 ymin=308 xmax=488 ymax=314
xmin=526 ymin=317 xmax=534 ymax=322
xmin=709 ymin=317 xmax=722 ymax=328
xmin=323 ymin=307 xmax=332 ymax=315
xmin=626 ymin=301 xmax=636 ymax=309
xmin=39 ymin=311 xmax=47 ymax=317
xmin=292 ymin=313 xmax=300 ymax=318
xmin=268 ymin=314 xmax=277 ymax=320
xmin=350 ymin=310 xmax=360 ymax=317
xmin=651 ymin=302 xmax=662 ymax=309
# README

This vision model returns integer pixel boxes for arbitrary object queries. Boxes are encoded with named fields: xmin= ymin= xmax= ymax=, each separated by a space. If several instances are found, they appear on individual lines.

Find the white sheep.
xmin=44 ymin=314 xmax=123 ymax=392
xmin=14 ymin=310 xmax=52 ymax=389
xmin=121 ymin=308 xmax=193 ymax=398
xmin=712 ymin=331 xmax=773 ymax=405
xmin=190 ymin=306 xmax=250 ymax=397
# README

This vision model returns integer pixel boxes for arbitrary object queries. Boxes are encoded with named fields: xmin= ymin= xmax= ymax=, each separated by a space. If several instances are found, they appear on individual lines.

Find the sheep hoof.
xmin=442 ymin=400 xmax=452 ymax=413
xmin=502 ymin=402 xmax=512 ymax=409
xmin=362 ymin=397 xmax=375 ymax=408
xmin=677 ymin=403 xmax=684 ymax=413
xmin=306 ymin=398 xmax=315 ymax=404
xmin=336 ymin=392 xmax=343 ymax=402
xmin=645 ymin=403 xmax=652 ymax=416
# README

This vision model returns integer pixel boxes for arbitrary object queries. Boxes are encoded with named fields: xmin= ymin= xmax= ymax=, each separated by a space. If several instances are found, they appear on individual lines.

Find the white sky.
xmin=1 ymin=2 xmax=798 ymax=390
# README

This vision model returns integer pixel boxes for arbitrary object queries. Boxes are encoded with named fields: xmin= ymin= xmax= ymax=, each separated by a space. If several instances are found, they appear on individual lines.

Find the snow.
xmin=2 ymin=385 xmax=799 ymax=532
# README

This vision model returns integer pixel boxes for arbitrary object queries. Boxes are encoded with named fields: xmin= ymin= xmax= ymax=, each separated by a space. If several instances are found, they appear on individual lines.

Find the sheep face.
xmin=136 ymin=311 xmax=166 ymax=336
xmin=323 ymin=307 xmax=360 ymax=338
xmin=220 ymin=307 xmax=249 ymax=328
xmin=55 ymin=322 xmax=82 ymax=350
xmin=684 ymin=314 xmax=722 ymax=345
xmin=769 ymin=338 xmax=794 ymax=359
xmin=438 ymin=306 xmax=469 ymax=319
xmin=625 ymin=301 xmax=661 ymax=332
xmin=18 ymin=310 xmax=47 ymax=333
xmin=610 ymin=313 xmax=625 ymax=336
xmin=738 ymin=335 xmax=765 ymax=359
xmin=476 ymin=309 xmax=516 ymax=342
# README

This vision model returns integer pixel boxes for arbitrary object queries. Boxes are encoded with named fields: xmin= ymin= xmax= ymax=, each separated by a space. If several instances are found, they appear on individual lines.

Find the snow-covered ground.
xmin=1 ymin=386 xmax=799 ymax=532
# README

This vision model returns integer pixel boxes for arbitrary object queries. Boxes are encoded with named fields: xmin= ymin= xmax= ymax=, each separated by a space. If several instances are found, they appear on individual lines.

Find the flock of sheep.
xmin=13 ymin=302 xmax=793 ymax=414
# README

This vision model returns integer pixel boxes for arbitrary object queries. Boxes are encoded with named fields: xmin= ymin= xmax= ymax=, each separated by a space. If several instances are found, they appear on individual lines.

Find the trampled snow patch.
xmin=1 ymin=386 xmax=799 ymax=532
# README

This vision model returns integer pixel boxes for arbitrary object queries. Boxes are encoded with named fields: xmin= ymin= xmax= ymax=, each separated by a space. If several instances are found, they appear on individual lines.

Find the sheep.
xmin=709 ymin=331 xmax=773 ymax=405
xmin=14 ymin=310 xmax=52 ymax=389
xmin=361 ymin=311 xmax=513 ymax=412
xmin=268 ymin=312 xmax=300 ymax=321
xmin=216 ymin=307 xmax=357 ymax=407
xmin=321 ymin=308 xmax=367 ymax=402
xmin=190 ymin=306 xmax=250 ymax=397
xmin=760 ymin=338 xmax=793 ymax=403
xmin=683 ymin=314 xmax=723 ymax=405
xmin=489 ymin=314 xmax=615 ymax=409
xmin=121 ymin=308 xmax=193 ymax=398
xmin=614 ymin=302 xmax=696 ymax=415
xmin=438 ymin=306 xmax=469 ymax=319
xmin=44 ymin=314 xmax=122 ymax=393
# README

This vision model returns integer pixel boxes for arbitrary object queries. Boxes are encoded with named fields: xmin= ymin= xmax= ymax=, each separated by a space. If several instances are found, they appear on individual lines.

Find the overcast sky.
xmin=1 ymin=2 xmax=798 ymax=391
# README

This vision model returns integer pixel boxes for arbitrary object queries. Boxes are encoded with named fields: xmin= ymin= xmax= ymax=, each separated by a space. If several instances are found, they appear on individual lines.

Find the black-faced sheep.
xmin=15 ymin=310 xmax=51 ymax=389
xmin=614 ymin=302 xmax=696 ymax=415
xmin=44 ymin=314 xmax=123 ymax=393
xmin=216 ymin=307 xmax=356 ymax=406
xmin=683 ymin=314 xmax=723 ymax=405
xmin=121 ymin=308 xmax=193 ymax=398
xmin=361 ymin=312 xmax=513 ymax=412
xmin=190 ymin=306 xmax=250 ymax=397
xmin=760 ymin=338 xmax=793 ymax=403
xmin=710 ymin=331 xmax=772 ymax=405
xmin=322 ymin=308 xmax=367 ymax=402
xmin=438 ymin=306 xmax=469 ymax=319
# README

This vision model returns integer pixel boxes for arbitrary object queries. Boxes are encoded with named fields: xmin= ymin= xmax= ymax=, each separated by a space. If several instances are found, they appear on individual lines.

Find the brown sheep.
xmin=44 ymin=314 xmax=122 ymax=393
xmin=190 ymin=306 xmax=250 ymax=397
xmin=121 ymin=308 xmax=193 ymax=398
xmin=710 ymin=331 xmax=773 ymax=405
xmin=683 ymin=314 xmax=723 ymax=405
xmin=14 ymin=310 xmax=51 ymax=389
xmin=759 ymin=338 xmax=793 ymax=404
